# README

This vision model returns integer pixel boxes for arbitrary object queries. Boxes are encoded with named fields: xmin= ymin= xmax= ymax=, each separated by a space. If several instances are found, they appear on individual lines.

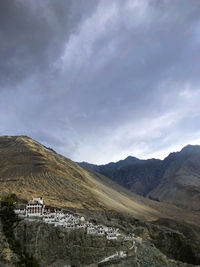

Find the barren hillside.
xmin=0 ymin=136 xmax=200 ymax=227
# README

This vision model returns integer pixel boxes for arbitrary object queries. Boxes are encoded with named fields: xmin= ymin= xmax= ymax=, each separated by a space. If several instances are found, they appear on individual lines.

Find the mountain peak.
xmin=124 ymin=155 xmax=139 ymax=161
xmin=181 ymin=144 xmax=200 ymax=153
xmin=122 ymin=156 xmax=139 ymax=164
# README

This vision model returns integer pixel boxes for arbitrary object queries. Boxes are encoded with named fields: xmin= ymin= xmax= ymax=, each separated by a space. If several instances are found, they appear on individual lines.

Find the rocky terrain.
xmin=79 ymin=145 xmax=200 ymax=210
xmin=1 ymin=136 xmax=200 ymax=266
xmin=1 ymin=136 xmax=200 ymax=224
xmin=80 ymin=157 xmax=163 ymax=197
xmin=148 ymin=145 xmax=200 ymax=210
xmin=0 ymin=135 xmax=105 ymax=210
xmin=0 ymin=214 xmax=199 ymax=266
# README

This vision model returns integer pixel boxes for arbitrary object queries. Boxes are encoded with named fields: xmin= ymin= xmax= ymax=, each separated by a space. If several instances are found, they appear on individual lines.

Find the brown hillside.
xmin=0 ymin=136 xmax=104 ymax=209
xmin=80 ymin=145 xmax=200 ymax=211
xmin=0 ymin=136 xmax=200 ymax=227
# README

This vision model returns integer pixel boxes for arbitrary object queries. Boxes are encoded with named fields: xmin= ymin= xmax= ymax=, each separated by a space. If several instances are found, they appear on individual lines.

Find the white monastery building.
xmin=26 ymin=197 xmax=44 ymax=217
xmin=15 ymin=197 xmax=136 ymax=243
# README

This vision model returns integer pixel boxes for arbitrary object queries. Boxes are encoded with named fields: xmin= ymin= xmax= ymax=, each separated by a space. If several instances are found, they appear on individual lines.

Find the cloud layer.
xmin=1 ymin=0 xmax=200 ymax=164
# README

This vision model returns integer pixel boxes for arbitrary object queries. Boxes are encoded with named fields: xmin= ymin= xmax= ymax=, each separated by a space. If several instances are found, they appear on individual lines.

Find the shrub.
xmin=0 ymin=194 xmax=40 ymax=267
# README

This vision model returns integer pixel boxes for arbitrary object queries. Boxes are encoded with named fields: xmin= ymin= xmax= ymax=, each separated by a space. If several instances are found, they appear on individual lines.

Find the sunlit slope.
xmin=86 ymin=170 xmax=200 ymax=226
xmin=0 ymin=136 xmax=200 ymax=226
xmin=0 ymin=136 xmax=105 ymax=209
xmin=81 ymin=145 xmax=200 ymax=211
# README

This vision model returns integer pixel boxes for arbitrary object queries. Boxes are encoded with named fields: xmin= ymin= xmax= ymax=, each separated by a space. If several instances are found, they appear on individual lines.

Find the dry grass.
xmin=0 ymin=136 xmax=200 ymax=227
xmin=86 ymin=170 xmax=200 ymax=227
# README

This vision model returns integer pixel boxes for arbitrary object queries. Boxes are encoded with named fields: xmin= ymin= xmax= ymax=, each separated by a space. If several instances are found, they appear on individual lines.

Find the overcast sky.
xmin=0 ymin=0 xmax=200 ymax=164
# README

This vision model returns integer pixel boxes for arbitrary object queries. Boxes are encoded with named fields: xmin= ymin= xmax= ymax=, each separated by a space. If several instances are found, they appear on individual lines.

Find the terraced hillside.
xmin=0 ymin=136 xmax=104 ymax=209
xmin=0 ymin=136 xmax=200 ymax=227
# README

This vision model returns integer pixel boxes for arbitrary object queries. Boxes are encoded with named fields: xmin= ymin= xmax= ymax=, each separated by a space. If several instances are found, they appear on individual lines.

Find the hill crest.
xmin=1 ymin=136 xmax=200 ymax=226
xmin=79 ymin=144 xmax=200 ymax=210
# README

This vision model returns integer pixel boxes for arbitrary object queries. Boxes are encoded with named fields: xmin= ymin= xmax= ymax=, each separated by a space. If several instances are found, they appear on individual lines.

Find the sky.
xmin=0 ymin=0 xmax=200 ymax=164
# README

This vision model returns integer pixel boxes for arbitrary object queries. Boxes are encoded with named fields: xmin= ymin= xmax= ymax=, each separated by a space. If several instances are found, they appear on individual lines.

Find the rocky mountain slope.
xmin=0 ymin=135 xmax=105 ymax=210
xmin=79 ymin=145 xmax=200 ymax=210
xmin=12 ymin=218 xmax=199 ymax=267
xmin=80 ymin=157 xmax=164 ymax=196
xmin=1 ymin=196 xmax=200 ymax=266
xmin=1 ymin=136 xmax=200 ymax=266
xmin=148 ymin=145 xmax=200 ymax=210
xmin=0 ymin=136 xmax=200 ymax=225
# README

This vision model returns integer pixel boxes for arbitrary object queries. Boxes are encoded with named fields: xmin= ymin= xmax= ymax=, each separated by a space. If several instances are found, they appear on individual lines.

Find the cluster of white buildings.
xmin=86 ymin=223 xmax=120 ymax=240
xmin=15 ymin=197 xmax=45 ymax=217
xmin=15 ymin=197 xmax=135 ymax=241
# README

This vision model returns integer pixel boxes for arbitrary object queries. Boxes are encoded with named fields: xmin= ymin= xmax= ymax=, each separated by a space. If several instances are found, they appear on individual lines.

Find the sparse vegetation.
xmin=0 ymin=136 xmax=200 ymax=266
xmin=0 ymin=194 xmax=40 ymax=267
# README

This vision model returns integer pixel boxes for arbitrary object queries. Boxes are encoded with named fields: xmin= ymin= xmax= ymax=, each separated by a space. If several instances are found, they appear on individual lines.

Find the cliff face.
xmin=14 ymin=219 xmax=129 ymax=266
xmin=12 ymin=218 xmax=200 ymax=267
xmin=1 ymin=136 xmax=200 ymax=266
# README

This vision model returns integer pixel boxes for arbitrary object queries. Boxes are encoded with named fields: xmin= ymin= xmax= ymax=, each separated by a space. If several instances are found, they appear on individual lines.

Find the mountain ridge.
xmin=1 ymin=135 xmax=200 ymax=226
xmin=79 ymin=144 xmax=200 ymax=210
xmin=1 ymin=136 xmax=200 ymax=266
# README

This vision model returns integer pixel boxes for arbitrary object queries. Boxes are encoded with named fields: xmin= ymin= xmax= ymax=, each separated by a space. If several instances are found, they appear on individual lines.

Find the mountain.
xmin=0 ymin=136 xmax=173 ymax=220
xmin=0 ymin=136 xmax=200 ymax=225
xmin=79 ymin=145 xmax=200 ymax=210
xmin=148 ymin=145 xmax=200 ymax=210
xmin=80 ymin=157 xmax=164 ymax=196
xmin=0 ymin=136 xmax=104 ymax=210
xmin=1 ymin=136 xmax=200 ymax=266
xmin=79 ymin=157 xmax=165 ymax=197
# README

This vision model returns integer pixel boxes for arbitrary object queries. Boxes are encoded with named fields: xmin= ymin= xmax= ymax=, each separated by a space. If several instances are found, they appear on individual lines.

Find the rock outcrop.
xmin=12 ymin=218 xmax=200 ymax=266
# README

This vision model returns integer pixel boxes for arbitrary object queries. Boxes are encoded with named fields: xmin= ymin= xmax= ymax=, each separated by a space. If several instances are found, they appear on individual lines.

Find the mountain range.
xmin=0 ymin=135 xmax=199 ymax=224
xmin=79 ymin=145 xmax=200 ymax=211
xmin=1 ymin=136 xmax=200 ymax=266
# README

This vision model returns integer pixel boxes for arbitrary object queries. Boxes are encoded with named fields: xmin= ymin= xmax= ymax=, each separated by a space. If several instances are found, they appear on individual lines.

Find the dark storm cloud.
xmin=0 ymin=0 xmax=97 ymax=87
xmin=0 ymin=0 xmax=200 ymax=163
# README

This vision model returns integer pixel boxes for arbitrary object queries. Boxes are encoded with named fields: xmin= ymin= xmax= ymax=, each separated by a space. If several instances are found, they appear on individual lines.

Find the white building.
xmin=43 ymin=216 xmax=56 ymax=223
xmin=56 ymin=212 xmax=65 ymax=219
xmin=106 ymin=227 xmax=118 ymax=240
xmin=31 ymin=197 xmax=43 ymax=205
xmin=14 ymin=209 xmax=25 ymax=215
xmin=80 ymin=216 xmax=85 ymax=222
xmin=87 ymin=225 xmax=97 ymax=235
xmin=79 ymin=223 xmax=86 ymax=228
xmin=106 ymin=233 xmax=117 ymax=240
xmin=97 ymin=225 xmax=105 ymax=236
xmin=124 ymin=233 xmax=135 ymax=240
xmin=26 ymin=197 xmax=44 ymax=217
xmin=14 ymin=197 xmax=125 ymax=242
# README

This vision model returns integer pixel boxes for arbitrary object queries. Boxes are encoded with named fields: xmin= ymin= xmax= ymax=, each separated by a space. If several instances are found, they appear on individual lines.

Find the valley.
xmin=0 ymin=136 xmax=200 ymax=266
xmin=79 ymin=145 xmax=200 ymax=211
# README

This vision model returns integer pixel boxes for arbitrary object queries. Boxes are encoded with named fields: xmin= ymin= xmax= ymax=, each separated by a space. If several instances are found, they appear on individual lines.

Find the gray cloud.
xmin=0 ymin=0 xmax=200 ymax=163
xmin=0 ymin=0 xmax=97 ymax=87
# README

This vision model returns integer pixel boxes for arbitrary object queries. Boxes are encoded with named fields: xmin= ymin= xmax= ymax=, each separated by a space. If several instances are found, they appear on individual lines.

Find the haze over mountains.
xmin=79 ymin=145 xmax=200 ymax=211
